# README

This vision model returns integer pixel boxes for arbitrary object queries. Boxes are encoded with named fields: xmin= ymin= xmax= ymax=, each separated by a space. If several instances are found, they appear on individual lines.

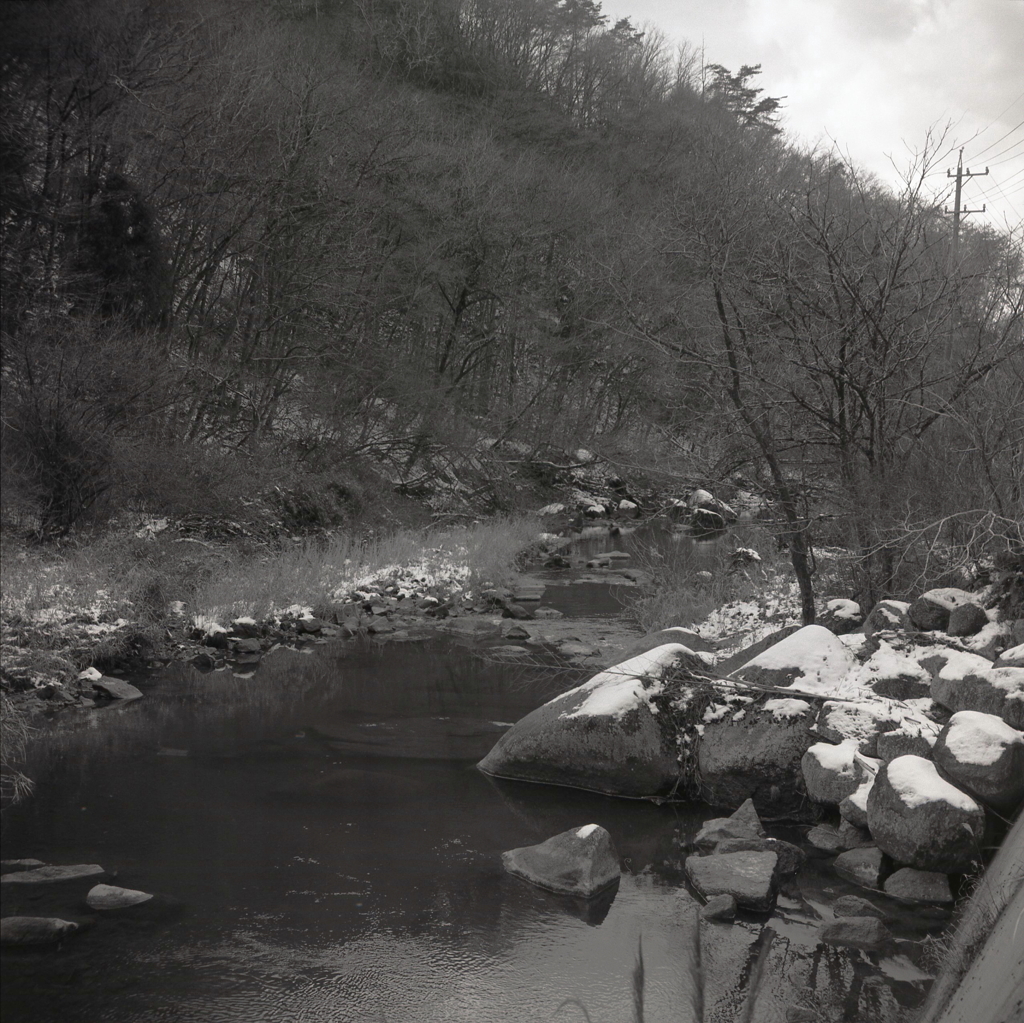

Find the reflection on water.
xmin=2 ymin=637 xmax=936 ymax=1021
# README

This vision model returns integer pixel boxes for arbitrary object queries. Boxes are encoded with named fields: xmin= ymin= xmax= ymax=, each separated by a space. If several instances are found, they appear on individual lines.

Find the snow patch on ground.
xmin=763 ymin=698 xmax=813 ymax=720
xmin=739 ymin=625 xmax=859 ymax=696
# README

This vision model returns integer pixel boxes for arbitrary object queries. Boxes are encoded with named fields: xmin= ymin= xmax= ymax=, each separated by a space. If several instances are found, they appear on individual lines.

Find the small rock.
xmin=501 ymin=622 xmax=530 ymax=640
xmin=819 ymin=599 xmax=864 ymax=636
xmin=700 ymin=893 xmax=737 ymax=921
xmin=818 ymin=916 xmax=892 ymax=952
xmin=502 ymin=824 xmax=620 ymax=897
xmin=693 ymin=818 xmax=762 ymax=852
xmin=86 ymin=883 xmax=154 ymax=910
xmin=834 ymin=894 xmax=887 ymax=919
xmin=501 ymin=602 xmax=534 ymax=621
xmin=883 ymin=868 xmax=953 ymax=904
xmin=834 ymin=847 xmax=887 ymax=889
xmin=0 ymin=917 xmax=79 ymax=946
xmin=532 ymin=607 xmax=563 ymax=619
xmin=876 ymin=725 xmax=937 ymax=761
xmin=839 ymin=778 xmax=874 ymax=829
xmin=714 ymin=837 xmax=806 ymax=875
xmin=807 ymin=824 xmax=847 ymax=854
xmin=92 ymin=677 xmax=143 ymax=701
xmin=802 ymin=740 xmax=867 ymax=804
xmin=190 ymin=651 xmax=219 ymax=671
xmin=297 ymin=617 xmax=323 ymax=634
xmin=837 ymin=819 xmax=874 ymax=849
xmin=232 ymin=637 xmax=262 ymax=654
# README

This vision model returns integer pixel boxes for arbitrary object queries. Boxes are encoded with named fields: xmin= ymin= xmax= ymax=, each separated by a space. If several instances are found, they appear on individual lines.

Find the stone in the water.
xmin=0 ymin=863 xmax=106 ymax=885
xmin=883 ymin=867 xmax=953 ymax=904
xmin=834 ymin=847 xmax=887 ymax=890
xmin=93 ymin=677 xmax=143 ymax=700
xmin=0 ymin=859 xmax=47 ymax=873
xmin=502 ymin=824 xmax=620 ymax=897
xmin=684 ymin=850 xmax=778 ymax=912
xmin=833 ymin=894 xmax=887 ymax=919
xmin=700 ymin=893 xmax=737 ymax=921
xmin=801 ymin=740 xmax=866 ymax=804
xmin=714 ymin=837 xmax=805 ymax=876
xmin=86 ymin=883 xmax=155 ymax=910
xmin=818 ymin=916 xmax=892 ymax=952
xmin=807 ymin=824 xmax=847 ymax=854
xmin=932 ymin=710 xmax=1024 ymax=811
xmin=0 ymin=917 xmax=79 ymax=946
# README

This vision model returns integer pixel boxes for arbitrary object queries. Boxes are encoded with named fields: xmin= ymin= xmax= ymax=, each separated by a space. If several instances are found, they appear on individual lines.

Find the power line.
xmin=970 ymin=113 xmax=1024 ymax=159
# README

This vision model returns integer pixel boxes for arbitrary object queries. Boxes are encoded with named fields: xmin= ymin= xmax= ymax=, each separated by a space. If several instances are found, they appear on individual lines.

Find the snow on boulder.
xmin=730 ymin=625 xmax=858 ymax=696
xmin=864 ymin=600 xmax=912 ymax=636
xmin=818 ymin=599 xmax=864 ymax=636
xmin=932 ymin=711 xmax=1024 ymax=811
xmin=875 ymin=716 xmax=940 ymax=762
xmin=502 ymin=824 xmax=620 ymax=897
xmin=478 ymin=644 xmax=705 ymax=796
xmin=685 ymin=850 xmax=778 ymax=912
xmin=801 ymin=740 xmax=868 ymax=805
xmin=814 ymin=700 xmax=900 ymax=757
xmin=697 ymin=699 xmax=818 ymax=818
xmin=617 ymin=499 xmax=639 ymax=517
xmin=908 ymin=588 xmax=979 ymax=632
xmin=866 ymin=755 xmax=984 ymax=873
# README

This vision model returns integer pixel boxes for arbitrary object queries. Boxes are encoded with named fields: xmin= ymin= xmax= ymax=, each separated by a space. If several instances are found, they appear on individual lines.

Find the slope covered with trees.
xmin=2 ymin=0 xmax=1021 ymax=616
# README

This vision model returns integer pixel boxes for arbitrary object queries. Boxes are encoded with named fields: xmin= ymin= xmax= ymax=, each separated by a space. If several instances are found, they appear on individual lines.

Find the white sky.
xmin=601 ymin=0 xmax=1024 ymax=231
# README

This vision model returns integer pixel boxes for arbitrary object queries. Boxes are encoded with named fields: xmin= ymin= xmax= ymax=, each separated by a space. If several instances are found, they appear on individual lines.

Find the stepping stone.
xmin=502 ymin=824 xmax=620 ymax=897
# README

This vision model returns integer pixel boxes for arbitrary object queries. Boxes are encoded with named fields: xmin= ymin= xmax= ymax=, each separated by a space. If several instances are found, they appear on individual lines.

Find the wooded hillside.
xmin=2 ymin=0 xmax=1021 ymax=610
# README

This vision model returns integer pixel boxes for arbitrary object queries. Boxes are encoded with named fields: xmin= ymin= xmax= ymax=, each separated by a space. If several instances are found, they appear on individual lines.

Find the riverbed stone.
xmin=818 ymin=916 xmax=893 ymax=952
xmin=502 ymin=824 xmax=620 ymax=897
xmin=478 ymin=645 xmax=697 ymax=797
xmin=700 ymin=893 xmax=737 ymax=921
xmin=932 ymin=711 xmax=1024 ymax=811
xmin=801 ymin=740 xmax=866 ymax=805
xmin=834 ymin=847 xmax=887 ymax=889
xmin=931 ymin=662 xmax=1024 ymax=729
xmin=714 ymin=837 xmax=806 ymax=876
xmin=92 ymin=677 xmax=143 ymax=701
xmin=815 ymin=701 xmax=899 ymax=757
xmin=807 ymin=824 xmax=847 ymax=854
xmin=883 ymin=868 xmax=953 ymax=904
xmin=834 ymin=894 xmax=887 ymax=919
xmin=0 ymin=917 xmax=79 ymax=946
xmin=85 ymin=884 xmax=154 ymax=910
xmin=730 ymin=625 xmax=857 ymax=691
xmin=0 ymin=863 xmax=107 ymax=885
xmin=0 ymin=859 xmax=47 ymax=873
xmin=876 ymin=722 xmax=938 ymax=762
xmin=839 ymin=777 xmax=874 ymax=829
xmin=864 ymin=600 xmax=912 ymax=636
xmin=866 ymin=755 xmax=985 ymax=873
xmin=685 ymin=850 xmax=778 ymax=912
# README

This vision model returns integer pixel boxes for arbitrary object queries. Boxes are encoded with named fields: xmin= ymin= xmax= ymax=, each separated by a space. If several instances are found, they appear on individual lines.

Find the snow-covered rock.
xmin=932 ymin=711 xmax=1024 ymax=811
xmin=617 ymin=499 xmax=639 ymax=517
xmin=931 ymin=662 xmax=1024 ymax=729
xmin=947 ymin=602 xmax=990 ymax=637
xmin=908 ymin=588 xmax=979 ymax=632
xmin=864 ymin=600 xmax=912 ymax=636
xmin=801 ymin=740 xmax=867 ymax=805
xmin=818 ymin=599 xmax=863 ymax=636
xmin=866 ymin=755 xmax=985 ymax=873
xmin=730 ymin=625 xmax=858 ymax=696
xmin=502 ymin=824 xmax=620 ymax=897
xmin=840 ymin=777 xmax=875 ymax=829
xmin=994 ymin=643 xmax=1024 ymax=668
xmin=537 ymin=503 xmax=566 ymax=516
xmin=477 ymin=644 xmax=705 ymax=796
xmin=875 ymin=717 xmax=940 ymax=761
xmin=852 ymin=640 xmax=932 ymax=700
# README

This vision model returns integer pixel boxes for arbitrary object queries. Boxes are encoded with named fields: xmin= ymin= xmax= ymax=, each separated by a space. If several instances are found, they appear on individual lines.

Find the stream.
xmin=1 ymin=529 xmax=940 ymax=1022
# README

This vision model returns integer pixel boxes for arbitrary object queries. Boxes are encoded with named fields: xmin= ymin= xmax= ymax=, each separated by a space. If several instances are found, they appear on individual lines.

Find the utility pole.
xmin=945 ymin=148 xmax=988 ymax=263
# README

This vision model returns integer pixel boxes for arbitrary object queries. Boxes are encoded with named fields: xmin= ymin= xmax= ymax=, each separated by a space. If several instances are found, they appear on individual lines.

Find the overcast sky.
xmin=601 ymin=0 xmax=1024 ymax=231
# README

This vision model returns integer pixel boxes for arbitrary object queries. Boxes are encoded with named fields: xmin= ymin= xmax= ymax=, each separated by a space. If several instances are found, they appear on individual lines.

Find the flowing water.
xmin=1 ymin=535 xmax=941 ymax=1022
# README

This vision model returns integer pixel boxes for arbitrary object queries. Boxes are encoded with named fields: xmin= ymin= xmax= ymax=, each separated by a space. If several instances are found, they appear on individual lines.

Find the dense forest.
xmin=2 ymin=0 xmax=1022 ymax=615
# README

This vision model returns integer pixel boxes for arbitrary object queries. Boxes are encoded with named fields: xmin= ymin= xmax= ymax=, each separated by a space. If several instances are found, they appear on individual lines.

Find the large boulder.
xmin=908 ymin=588 xmax=979 ymax=632
xmin=730 ymin=625 xmax=857 ymax=694
xmin=931 ymin=660 xmax=1024 ymax=729
xmin=801 ymin=740 xmax=867 ymax=805
xmin=947 ymin=603 xmax=990 ymax=637
xmin=994 ymin=643 xmax=1024 ymax=668
xmin=853 ymin=640 xmax=932 ymax=700
xmin=818 ymin=599 xmax=863 ymax=636
xmin=932 ymin=711 xmax=1024 ymax=811
xmin=866 ymin=756 xmax=985 ymax=873
xmin=685 ymin=850 xmax=778 ymax=912
xmin=875 ymin=717 xmax=940 ymax=762
xmin=697 ymin=699 xmax=817 ymax=817
xmin=478 ymin=644 xmax=704 ymax=796
xmin=502 ymin=824 xmax=620 ymax=897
